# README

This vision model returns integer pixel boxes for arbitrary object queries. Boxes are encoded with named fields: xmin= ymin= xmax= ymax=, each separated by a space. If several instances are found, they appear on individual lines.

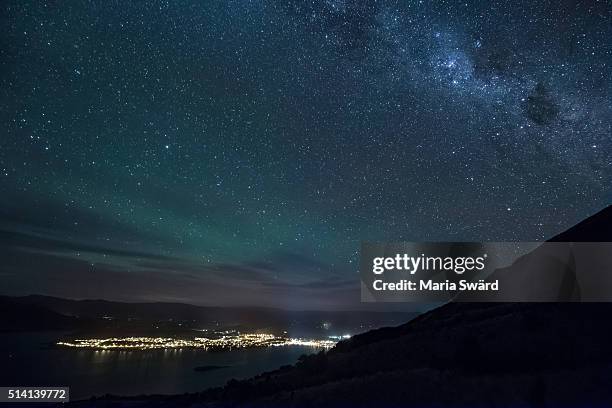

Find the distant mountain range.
xmin=0 ymin=294 xmax=415 ymax=336
xmin=0 ymin=297 xmax=79 ymax=332
xmin=63 ymin=205 xmax=612 ymax=406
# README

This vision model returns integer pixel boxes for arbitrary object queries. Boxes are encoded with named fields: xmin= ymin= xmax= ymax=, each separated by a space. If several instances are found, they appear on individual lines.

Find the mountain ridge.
xmin=151 ymin=204 xmax=612 ymax=406
xmin=0 ymin=294 xmax=416 ymax=335
xmin=12 ymin=204 xmax=612 ymax=406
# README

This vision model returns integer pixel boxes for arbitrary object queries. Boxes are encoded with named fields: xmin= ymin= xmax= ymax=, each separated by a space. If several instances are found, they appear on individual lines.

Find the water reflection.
xmin=0 ymin=332 xmax=317 ymax=400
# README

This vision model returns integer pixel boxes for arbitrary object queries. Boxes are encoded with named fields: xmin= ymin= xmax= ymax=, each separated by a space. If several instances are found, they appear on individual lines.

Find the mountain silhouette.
xmin=460 ymin=205 xmax=612 ymax=302
xmin=0 ymin=294 xmax=413 ymax=336
xmin=549 ymin=205 xmax=612 ymax=242
xmin=57 ymin=205 xmax=612 ymax=406
xmin=142 ymin=205 xmax=611 ymax=407
xmin=0 ymin=297 xmax=79 ymax=332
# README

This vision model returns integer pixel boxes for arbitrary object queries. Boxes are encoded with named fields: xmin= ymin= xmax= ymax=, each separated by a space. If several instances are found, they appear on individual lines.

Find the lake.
xmin=0 ymin=332 xmax=319 ymax=400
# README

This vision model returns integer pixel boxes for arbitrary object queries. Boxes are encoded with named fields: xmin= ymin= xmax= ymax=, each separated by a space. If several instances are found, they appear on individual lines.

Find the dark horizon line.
xmin=1 ymin=293 xmax=417 ymax=315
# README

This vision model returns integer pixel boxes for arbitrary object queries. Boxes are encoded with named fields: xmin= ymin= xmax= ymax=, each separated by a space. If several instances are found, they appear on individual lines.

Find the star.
xmin=0 ymin=0 xmax=609 ymax=308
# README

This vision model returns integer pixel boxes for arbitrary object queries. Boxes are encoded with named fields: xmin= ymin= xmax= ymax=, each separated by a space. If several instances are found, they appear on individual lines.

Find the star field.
xmin=0 ymin=0 xmax=610 ymax=309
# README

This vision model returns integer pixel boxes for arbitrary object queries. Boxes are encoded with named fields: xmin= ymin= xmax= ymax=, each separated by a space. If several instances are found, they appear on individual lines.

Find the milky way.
xmin=0 ymin=0 xmax=610 ymax=309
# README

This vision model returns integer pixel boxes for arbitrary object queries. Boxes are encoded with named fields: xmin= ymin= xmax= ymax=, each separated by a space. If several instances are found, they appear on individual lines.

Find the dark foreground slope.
xmin=72 ymin=205 xmax=612 ymax=407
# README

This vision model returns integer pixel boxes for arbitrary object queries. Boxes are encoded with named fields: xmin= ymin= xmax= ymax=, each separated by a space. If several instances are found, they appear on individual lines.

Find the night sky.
xmin=1 ymin=0 xmax=610 ymax=310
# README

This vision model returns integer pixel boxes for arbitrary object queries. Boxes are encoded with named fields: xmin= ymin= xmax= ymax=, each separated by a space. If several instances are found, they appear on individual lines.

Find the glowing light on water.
xmin=57 ymin=333 xmax=337 ymax=351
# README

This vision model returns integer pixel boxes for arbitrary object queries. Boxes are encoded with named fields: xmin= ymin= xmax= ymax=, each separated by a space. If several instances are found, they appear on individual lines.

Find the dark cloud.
xmin=524 ymin=83 xmax=560 ymax=126
xmin=0 ymin=229 xmax=177 ymax=262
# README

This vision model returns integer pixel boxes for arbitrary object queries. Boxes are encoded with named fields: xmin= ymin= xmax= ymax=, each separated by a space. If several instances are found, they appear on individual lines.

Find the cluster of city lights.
xmin=56 ymin=333 xmax=338 ymax=351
